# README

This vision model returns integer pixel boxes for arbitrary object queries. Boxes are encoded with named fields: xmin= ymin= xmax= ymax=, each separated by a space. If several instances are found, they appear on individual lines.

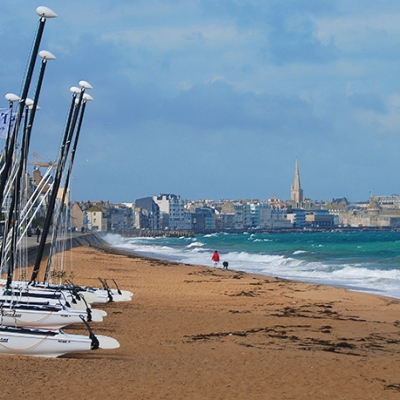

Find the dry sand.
xmin=1 ymin=244 xmax=400 ymax=399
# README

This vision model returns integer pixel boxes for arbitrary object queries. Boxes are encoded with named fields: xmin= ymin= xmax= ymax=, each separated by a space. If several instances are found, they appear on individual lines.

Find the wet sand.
xmin=1 ymin=244 xmax=400 ymax=399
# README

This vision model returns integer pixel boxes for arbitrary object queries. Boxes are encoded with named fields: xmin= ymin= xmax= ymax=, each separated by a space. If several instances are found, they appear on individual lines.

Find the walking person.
xmin=211 ymin=250 xmax=220 ymax=268
xmin=36 ymin=226 xmax=41 ymax=243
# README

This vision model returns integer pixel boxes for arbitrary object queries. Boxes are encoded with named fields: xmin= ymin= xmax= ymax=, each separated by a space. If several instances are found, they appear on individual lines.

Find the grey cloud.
xmin=115 ymin=79 xmax=328 ymax=136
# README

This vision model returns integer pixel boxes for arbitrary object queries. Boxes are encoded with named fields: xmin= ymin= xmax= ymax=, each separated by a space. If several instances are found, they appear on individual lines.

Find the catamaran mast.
xmin=30 ymin=81 xmax=92 ymax=283
xmin=0 ymin=7 xmax=57 ymax=213
xmin=44 ymin=93 xmax=93 ymax=282
xmin=5 ymin=51 xmax=56 ymax=287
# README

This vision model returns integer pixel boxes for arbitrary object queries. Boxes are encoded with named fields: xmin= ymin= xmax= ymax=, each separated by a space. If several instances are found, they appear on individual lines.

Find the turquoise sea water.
xmin=103 ymin=231 xmax=400 ymax=299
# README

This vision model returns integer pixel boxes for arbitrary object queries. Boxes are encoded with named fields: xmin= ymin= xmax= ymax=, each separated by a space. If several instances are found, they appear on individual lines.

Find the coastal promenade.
xmin=21 ymin=232 xmax=104 ymax=266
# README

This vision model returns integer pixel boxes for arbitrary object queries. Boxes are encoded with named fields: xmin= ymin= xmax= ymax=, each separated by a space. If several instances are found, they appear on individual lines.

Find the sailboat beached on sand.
xmin=0 ymin=6 xmax=130 ymax=357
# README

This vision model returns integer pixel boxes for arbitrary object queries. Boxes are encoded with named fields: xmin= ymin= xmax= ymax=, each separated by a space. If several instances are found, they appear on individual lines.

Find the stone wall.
xmin=26 ymin=233 xmax=106 ymax=266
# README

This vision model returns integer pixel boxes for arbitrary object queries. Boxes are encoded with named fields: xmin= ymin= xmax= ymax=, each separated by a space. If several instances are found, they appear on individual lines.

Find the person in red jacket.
xmin=211 ymin=250 xmax=220 ymax=268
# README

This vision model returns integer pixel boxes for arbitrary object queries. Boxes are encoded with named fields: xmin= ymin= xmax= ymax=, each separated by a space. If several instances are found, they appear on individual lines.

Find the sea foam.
xmin=101 ymin=232 xmax=400 ymax=299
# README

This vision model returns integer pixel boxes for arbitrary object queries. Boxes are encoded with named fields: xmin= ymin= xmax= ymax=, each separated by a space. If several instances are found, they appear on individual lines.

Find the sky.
xmin=1 ymin=1 xmax=400 ymax=203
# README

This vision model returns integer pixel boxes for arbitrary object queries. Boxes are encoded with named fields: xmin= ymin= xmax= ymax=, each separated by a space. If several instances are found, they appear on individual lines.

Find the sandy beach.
xmin=1 ymin=242 xmax=400 ymax=399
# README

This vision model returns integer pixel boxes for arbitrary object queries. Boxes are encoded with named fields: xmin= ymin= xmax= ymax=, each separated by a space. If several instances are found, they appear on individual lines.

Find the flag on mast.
xmin=0 ymin=108 xmax=16 ymax=139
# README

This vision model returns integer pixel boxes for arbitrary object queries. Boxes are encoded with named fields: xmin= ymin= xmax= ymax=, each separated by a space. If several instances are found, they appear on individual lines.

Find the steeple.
xmin=291 ymin=158 xmax=303 ymax=205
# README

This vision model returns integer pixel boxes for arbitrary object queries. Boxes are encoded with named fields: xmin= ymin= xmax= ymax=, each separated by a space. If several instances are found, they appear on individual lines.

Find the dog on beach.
xmin=222 ymin=261 xmax=229 ymax=270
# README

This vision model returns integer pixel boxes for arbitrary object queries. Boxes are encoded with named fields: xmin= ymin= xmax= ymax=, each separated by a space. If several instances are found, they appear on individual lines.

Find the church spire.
xmin=291 ymin=158 xmax=303 ymax=205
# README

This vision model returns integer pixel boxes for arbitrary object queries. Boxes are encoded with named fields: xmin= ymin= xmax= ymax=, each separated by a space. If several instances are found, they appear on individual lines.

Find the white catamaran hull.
xmin=0 ymin=287 xmax=96 ymax=312
xmin=89 ymin=289 xmax=132 ymax=304
xmin=0 ymin=305 xmax=103 ymax=329
xmin=0 ymin=280 xmax=130 ymax=305
xmin=0 ymin=326 xmax=120 ymax=358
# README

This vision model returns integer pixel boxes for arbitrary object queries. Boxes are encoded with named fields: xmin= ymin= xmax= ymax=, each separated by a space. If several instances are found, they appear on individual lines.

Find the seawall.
xmin=26 ymin=233 xmax=108 ymax=266
xmin=26 ymin=232 xmax=154 ymax=267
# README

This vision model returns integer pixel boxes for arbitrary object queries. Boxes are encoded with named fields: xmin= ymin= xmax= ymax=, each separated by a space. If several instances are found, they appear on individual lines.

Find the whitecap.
xmin=187 ymin=242 xmax=205 ymax=248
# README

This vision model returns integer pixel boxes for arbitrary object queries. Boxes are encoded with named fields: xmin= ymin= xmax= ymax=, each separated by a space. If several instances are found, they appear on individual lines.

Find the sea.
xmin=102 ymin=230 xmax=400 ymax=300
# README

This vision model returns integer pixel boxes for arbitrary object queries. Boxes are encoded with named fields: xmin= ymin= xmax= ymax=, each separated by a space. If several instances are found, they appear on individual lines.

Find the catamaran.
xmin=0 ymin=6 xmax=127 ymax=356
xmin=0 ymin=301 xmax=103 ymax=329
xmin=0 ymin=322 xmax=119 ymax=358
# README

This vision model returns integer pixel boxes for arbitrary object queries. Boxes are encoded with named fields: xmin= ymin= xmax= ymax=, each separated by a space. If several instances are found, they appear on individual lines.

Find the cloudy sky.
xmin=1 ymin=1 xmax=400 ymax=203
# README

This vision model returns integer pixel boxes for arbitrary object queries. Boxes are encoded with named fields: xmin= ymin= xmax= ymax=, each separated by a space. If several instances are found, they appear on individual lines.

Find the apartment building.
xmin=153 ymin=194 xmax=186 ymax=230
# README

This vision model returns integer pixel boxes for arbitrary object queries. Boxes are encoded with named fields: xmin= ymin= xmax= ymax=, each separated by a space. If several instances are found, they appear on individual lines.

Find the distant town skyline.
xmin=2 ymin=2 xmax=400 ymax=203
